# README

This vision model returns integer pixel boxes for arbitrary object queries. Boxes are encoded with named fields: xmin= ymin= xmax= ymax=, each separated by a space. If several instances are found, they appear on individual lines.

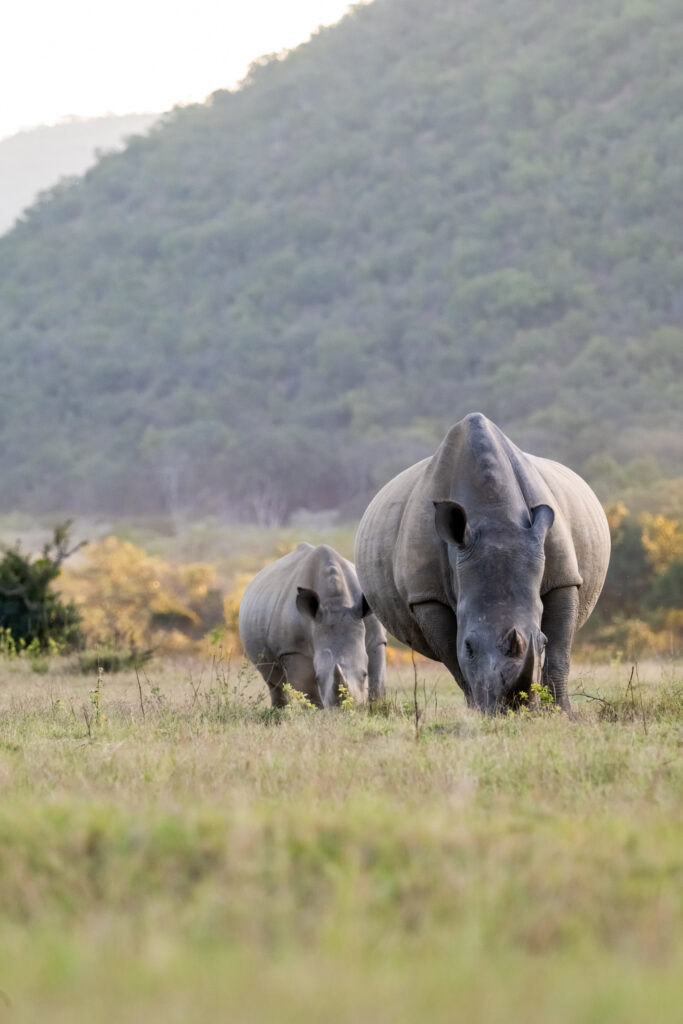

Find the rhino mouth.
xmin=469 ymin=632 xmax=543 ymax=713
xmin=316 ymin=660 xmax=364 ymax=708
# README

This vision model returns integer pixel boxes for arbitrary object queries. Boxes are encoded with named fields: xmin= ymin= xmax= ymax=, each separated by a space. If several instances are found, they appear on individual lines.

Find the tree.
xmin=0 ymin=523 xmax=84 ymax=650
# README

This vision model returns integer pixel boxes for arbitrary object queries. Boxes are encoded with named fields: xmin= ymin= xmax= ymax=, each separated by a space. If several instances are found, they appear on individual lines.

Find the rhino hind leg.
xmin=410 ymin=601 xmax=472 ymax=704
xmin=541 ymin=586 xmax=579 ymax=713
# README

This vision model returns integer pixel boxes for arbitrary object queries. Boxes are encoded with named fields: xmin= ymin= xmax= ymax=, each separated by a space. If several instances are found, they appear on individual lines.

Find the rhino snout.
xmin=316 ymin=661 xmax=366 ymax=708
xmin=466 ymin=632 xmax=544 ymax=712
xmin=473 ymin=684 xmax=501 ymax=715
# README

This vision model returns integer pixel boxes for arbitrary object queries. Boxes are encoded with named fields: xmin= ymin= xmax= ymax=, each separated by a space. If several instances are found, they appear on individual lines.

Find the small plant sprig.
xmin=510 ymin=681 xmax=562 ymax=718
xmin=0 ymin=628 xmax=18 ymax=658
xmin=411 ymin=649 xmax=424 ymax=740
xmin=531 ymin=681 xmax=555 ymax=705
xmin=282 ymin=683 xmax=315 ymax=711
xmin=338 ymin=682 xmax=355 ymax=712
xmin=83 ymin=664 xmax=106 ymax=738
xmin=89 ymin=665 xmax=105 ymax=726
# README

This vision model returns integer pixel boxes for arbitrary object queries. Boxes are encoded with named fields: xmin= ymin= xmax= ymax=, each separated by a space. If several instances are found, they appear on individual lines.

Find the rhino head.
xmin=296 ymin=587 xmax=371 ymax=707
xmin=433 ymin=499 xmax=554 ymax=713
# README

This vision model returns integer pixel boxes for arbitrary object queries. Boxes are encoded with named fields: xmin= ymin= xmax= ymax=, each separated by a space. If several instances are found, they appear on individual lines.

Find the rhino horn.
xmin=516 ymin=634 xmax=537 ymax=689
xmin=334 ymin=664 xmax=347 ymax=699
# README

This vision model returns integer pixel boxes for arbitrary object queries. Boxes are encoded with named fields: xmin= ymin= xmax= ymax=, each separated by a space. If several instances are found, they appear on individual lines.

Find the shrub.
xmin=0 ymin=522 xmax=83 ymax=652
xmin=59 ymin=538 xmax=225 ymax=654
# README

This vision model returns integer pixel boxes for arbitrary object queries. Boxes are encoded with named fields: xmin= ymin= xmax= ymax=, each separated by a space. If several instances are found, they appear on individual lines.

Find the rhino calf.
xmin=355 ymin=413 xmax=610 ymax=713
xmin=238 ymin=543 xmax=386 ymax=708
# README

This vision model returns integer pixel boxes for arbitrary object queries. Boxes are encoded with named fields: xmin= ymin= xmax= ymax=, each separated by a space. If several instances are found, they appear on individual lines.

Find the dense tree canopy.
xmin=0 ymin=0 xmax=681 ymax=520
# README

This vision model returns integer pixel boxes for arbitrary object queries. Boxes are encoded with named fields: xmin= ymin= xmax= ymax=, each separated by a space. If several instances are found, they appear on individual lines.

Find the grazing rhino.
xmin=238 ymin=543 xmax=386 ymax=708
xmin=355 ymin=413 xmax=610 ymax=713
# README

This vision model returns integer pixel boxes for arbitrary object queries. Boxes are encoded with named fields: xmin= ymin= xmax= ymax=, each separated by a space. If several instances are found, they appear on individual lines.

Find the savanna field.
xmin=2 ymin=3 xmax=683 ymax=1022
xmin=0 ymin=650 xmax=680 ymax=1023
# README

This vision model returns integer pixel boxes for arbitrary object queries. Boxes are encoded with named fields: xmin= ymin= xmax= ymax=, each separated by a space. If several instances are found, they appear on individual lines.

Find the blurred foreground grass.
xmin=0 ymin=656 xmax=680 ymax=1022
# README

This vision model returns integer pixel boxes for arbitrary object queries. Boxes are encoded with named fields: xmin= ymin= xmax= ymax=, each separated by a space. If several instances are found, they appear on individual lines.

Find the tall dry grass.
xmin=0 ymin=654 xmax=680 ymax=1021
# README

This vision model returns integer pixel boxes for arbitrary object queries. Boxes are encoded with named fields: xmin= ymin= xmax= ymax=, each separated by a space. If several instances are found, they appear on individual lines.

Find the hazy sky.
xmin=1 ymin=1 xmax=364 ymax=140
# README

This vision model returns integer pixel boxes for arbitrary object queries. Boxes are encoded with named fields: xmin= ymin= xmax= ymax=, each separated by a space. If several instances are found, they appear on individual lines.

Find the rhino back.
xmin=238 ymin=543 xmax=316 ymax=664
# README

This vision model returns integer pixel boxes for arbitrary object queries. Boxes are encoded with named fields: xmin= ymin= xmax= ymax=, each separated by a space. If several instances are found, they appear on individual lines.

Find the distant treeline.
xmin=0 ymin=0 xmax=681 ymax=520
xmin=583 ymin=506 xmax=683 ymax=658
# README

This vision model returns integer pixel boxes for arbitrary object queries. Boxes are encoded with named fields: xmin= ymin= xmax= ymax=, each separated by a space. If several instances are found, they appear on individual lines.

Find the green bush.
xmin=0 ymin=522 xmax=83 ymax=653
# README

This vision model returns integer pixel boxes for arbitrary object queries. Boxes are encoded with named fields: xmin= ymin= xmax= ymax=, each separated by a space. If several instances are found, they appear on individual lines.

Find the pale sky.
xmin=1 ymin=1 xmax=365 ymax=141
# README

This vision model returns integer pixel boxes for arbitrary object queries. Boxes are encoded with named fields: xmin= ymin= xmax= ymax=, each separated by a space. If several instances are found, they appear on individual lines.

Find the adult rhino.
xmin=355 ymin=413 xmax=610 ymax=713
xmin=238 ymin=543 xmax=386 ymax=708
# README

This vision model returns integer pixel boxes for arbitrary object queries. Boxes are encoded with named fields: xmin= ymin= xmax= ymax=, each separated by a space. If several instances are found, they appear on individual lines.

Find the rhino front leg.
xmin=255 ymin=659 xmax=289 ymax=708
xmin=540 ymin=586 xmax=579 ymax=712
xmin=280 ymin=653 xmax=322 ymax=708
xmin=410 ymin=601 xmax=472 ymax=705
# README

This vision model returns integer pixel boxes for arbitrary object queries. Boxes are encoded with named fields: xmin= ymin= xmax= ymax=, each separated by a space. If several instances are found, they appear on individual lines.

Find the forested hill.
xmin=0 ymin=114 xmax=160 ymax=236
xmin=0 ymin=0 xmax=681 ymax=522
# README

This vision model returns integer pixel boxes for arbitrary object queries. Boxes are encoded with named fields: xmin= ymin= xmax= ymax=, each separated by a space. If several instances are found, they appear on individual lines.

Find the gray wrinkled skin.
xmin=355 ymin=413 xmax=610 ymax=713
xmin=238 ymin=543 xmax=386 ymax=708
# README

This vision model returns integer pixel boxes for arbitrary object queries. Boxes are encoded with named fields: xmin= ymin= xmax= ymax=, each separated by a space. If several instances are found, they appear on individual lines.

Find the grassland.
xmin=0 ymin=653 xmax=680 ymax=1023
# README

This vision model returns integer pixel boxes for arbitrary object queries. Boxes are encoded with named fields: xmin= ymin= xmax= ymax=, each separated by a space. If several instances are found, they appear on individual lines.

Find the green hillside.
xmin=0 ymin=114 xmax=160 ymax=236
xmin=0 ymin=0 xmax=681 ymax=520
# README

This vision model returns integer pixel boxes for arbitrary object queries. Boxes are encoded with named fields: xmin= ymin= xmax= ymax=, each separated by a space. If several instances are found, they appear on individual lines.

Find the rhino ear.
xmin=529 ymin=504 xmax=554 ymax=537
xmin=353 ymin=594 xmax=371 ymax=620
xmin=296 ymin=586 xmax=321 ymax=620
xmin=433 ymin=500 xmax=470 ymax=546
xmin=502 ymin=627 xmax=526 ymax=659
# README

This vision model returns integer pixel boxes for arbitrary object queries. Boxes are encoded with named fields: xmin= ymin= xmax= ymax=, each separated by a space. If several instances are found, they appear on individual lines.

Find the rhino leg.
xmin=541 ymin=586 xmax=579 ymax=712
xmin=410 ymin=601 xmax=472 ymax=705
xmin=367 ymin=641 xmax=387 ymax=701
xmin=253 ymin=658 xmax=290 ymax=708
xmin=280 ymin=653 xmax=323 ymax=708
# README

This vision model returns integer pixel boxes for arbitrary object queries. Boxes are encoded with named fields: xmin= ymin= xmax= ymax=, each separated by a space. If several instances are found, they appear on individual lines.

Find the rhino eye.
xmin=539 ymin=632 xmax=548 ymax=649
xmin=464 ymin=639 xmax=475 ymax=660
